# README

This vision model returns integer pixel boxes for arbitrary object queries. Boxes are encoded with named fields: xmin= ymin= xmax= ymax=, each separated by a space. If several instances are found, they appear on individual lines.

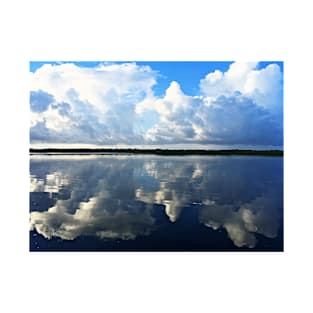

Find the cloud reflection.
xmin=199 ymin=193 xmax=281 ymax=248
xmin=30 ymin=172 xmax=70 ymax=194
xmin=30 ymin=156 xmax=282 ymax=247
xmin=30 ymin=157 xmax=156 ymax=240
xmin=30 ymin=197 xmax=155 ymax=240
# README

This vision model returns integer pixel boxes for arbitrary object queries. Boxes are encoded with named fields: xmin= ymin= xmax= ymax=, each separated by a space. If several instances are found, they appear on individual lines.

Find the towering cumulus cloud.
xmin=30 ymin=62 xmax=283 ymax=147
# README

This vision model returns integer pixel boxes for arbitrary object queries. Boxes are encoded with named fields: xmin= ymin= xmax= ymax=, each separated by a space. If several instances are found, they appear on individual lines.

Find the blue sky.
xmin=30 ymin=61 xmax=283 ymax=149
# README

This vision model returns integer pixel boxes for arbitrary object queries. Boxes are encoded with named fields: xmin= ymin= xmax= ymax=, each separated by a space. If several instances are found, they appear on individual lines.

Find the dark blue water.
xmin=29 ymin=154 xmax=283 ymax=251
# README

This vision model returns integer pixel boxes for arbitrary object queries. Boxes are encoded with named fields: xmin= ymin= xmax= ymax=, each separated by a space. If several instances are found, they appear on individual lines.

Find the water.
xmin=29 ymin=154 xmax=283 ymax=251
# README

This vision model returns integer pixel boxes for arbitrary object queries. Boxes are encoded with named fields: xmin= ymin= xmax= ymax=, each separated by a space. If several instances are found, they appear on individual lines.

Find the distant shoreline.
xmin=29 ymin=148 xmax=283 ymax=156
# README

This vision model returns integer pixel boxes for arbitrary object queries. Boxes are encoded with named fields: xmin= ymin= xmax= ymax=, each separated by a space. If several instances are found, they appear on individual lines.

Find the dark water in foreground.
xmin=30 ymin=155 xmax=283 ymax=251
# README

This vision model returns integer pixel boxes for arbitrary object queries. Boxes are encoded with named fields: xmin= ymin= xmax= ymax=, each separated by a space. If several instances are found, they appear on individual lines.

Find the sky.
xmin=30 ymin=61 xmax=283 ymax=149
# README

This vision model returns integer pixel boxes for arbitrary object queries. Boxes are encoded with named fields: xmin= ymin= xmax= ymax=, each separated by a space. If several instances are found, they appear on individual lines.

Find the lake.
xmin=30 ymin=154 xmax=283 ymax=251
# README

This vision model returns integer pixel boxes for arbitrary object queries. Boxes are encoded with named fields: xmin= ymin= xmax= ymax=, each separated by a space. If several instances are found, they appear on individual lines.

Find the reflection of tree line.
xmin=30 ymin=156 xmax=283 ymax=248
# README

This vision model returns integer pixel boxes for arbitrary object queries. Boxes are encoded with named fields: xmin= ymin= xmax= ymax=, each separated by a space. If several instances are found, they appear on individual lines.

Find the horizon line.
xmin=29 ymin=147 xmax=283 ymax=156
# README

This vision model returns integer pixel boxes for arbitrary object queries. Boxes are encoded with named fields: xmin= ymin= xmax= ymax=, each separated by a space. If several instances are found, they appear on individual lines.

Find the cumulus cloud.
xmin=144 ymin=92 xmax=282 ymax=145
xmin=30 ymin=62 xmax=157 ymax=145
xmin=141 ymin=62 xmax=283 ymax=146
xmin=200 ymin=62 xmax=282 ymax=109
xmin=30 ymin=61 xmax=283 ymax=146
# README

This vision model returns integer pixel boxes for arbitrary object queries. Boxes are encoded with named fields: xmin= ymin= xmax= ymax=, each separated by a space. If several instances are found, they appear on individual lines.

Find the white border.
xmin=1 ymin=1 xmax=312 ymax=312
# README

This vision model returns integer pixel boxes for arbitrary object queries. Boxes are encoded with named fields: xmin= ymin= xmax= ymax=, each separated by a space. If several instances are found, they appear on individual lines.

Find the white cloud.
xmin=200 ymin=62 xmax=282 ymax=110
xmin=30 ymin=62 xmax=283 ymax=147
xmin=30 ymin=63 xmax=156 ymax=108
xmin=144 ymin=88 xmax=282 ymax=145
xmin=30 ymin=62 xmax=157 ymax=144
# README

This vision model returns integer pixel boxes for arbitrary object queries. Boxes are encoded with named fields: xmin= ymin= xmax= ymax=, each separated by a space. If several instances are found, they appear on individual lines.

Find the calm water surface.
xmin=30 ymin=154 xmax=283 ymax=251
